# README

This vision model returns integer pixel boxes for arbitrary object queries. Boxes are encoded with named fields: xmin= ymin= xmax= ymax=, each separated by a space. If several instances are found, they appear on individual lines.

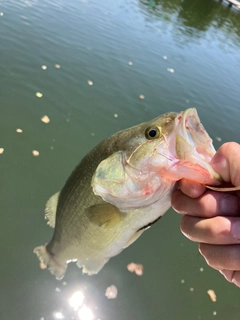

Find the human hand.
xmin=172 ymin=142 xmax=240 ymax=287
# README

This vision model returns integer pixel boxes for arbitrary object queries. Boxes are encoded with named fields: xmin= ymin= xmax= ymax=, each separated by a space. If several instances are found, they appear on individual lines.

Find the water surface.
xmin=0 ymin=0 xmax=240 ymax=319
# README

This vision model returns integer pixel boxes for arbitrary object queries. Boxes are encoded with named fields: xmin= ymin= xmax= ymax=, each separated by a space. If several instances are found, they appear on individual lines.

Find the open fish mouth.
xmin=180 ymin=108 xmax=215 ymax=161
xmin=175 ymin=108 xmax=221 ymax=182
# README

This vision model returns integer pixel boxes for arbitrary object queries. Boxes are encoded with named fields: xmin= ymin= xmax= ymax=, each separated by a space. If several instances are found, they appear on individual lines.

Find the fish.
xmin=34 ymin=108 xmax=221 ymax=280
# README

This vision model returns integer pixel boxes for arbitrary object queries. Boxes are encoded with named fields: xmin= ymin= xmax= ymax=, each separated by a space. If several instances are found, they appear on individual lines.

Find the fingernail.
xmin=231 ymin=221 xmax=240 ymax=240
xmin=221 ymin=195 xmax=240 ymax=215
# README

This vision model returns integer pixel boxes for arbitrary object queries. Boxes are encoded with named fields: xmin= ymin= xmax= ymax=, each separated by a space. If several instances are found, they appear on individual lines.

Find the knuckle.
xmin=219 ymin=142 xmax=239 ymax=155
xmin=180 ymin=216 xmax=189 ymax=234
xmin=171 ymin=190 xmax=181 ymax=211
xmin=198 ymin=243 xmax=213 ymax=267
xmin=180 ymin=216 xmax=198 ymax=241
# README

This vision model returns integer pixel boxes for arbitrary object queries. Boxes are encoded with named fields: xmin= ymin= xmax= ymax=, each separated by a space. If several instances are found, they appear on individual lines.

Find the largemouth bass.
xmin=34 ymin=108 xmax=220 ymax=279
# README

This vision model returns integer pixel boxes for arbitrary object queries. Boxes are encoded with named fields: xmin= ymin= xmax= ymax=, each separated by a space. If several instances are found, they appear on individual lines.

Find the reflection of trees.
xmin=140 ymin=0 xmax=180 ymax=17
xmin=145 ymin=0 xmax=181 ymax=13
xmin=178 ymin=0 xmax=214 ymax=31
xmin=139 ymin=0 xmax=240 ymax=41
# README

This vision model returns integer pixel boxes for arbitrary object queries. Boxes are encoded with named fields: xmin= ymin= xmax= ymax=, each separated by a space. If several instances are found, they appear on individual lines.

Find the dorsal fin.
xmin=44 ymin=192 xmax=60 ymax=227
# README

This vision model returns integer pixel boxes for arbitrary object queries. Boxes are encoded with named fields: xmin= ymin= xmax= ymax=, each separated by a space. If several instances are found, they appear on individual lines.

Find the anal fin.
xmin=77 ymin=258 xmax=109 ymax=275
xmin=34 ymin=244 xmax=67 ymax=280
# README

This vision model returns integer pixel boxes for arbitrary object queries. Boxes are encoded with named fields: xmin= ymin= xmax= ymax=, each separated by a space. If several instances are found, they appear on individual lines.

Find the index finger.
xmin=172 ymin=189 xmax=240 ymax=218
xmin=211 ymin=142 xmax=240 ymax=188
xmin=179 ymin=142 xmax=240 ymax=199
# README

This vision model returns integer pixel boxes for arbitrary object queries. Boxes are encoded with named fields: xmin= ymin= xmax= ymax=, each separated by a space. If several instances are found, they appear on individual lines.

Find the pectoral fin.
xmin=86 ymin=203 xmax=124 ymax=228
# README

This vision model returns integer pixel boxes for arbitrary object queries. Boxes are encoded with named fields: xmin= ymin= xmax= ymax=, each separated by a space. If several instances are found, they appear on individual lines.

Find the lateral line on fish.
xmin=205 ymin=185 xmax=240 ymax=192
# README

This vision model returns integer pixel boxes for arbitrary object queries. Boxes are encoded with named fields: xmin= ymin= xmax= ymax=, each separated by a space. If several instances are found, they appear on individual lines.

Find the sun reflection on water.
xmin=69 ymin=291 xmax=84 ymax=311
xmin=78 ymin=305 xmax=94 ymax=320
xmin=68 ymin=290 xmax=94 ymax=320
xmin=54 ymin=311 xmax=64 ymax=319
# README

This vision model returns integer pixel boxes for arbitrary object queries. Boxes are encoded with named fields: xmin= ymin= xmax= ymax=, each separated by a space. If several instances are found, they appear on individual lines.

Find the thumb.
xmin=211 ymin=142 xmax=240 ymax=187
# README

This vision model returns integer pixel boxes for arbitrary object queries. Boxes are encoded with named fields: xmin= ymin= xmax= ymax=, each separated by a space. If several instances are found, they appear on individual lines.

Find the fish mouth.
xmin=176 ymin=108 xmax=221 ymax=182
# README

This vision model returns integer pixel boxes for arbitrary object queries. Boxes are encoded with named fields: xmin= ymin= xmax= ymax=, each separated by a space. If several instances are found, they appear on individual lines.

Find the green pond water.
xmin=0 ymin=0 xmax=240 ymax=319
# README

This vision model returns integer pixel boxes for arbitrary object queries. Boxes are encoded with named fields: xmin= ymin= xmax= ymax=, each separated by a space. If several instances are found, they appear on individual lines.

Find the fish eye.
xmin=145 ymin=126 xmax=161 ymax=140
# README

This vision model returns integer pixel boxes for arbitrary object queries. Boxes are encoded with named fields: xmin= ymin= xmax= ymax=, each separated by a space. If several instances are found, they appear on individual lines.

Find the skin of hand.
xmin=172 ymin=142 xmax=240 ymax=287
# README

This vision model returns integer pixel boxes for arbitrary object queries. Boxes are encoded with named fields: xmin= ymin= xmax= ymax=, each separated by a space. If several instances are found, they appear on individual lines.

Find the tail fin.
xmin=34 ymin=245 xmax=67 ymax=280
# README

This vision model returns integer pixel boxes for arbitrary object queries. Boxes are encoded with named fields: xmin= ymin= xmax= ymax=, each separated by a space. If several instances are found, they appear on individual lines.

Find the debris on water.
xmin=167 ymin=68 xmax=174 ymax=73
xmin=39 ymin=262 xmax=46 ymax=269
xmin=163 ymin=55 xmax=167 ymax=60
xmin=41 ymin=65 xmax=47 ymax=70
xmin=215 ymin=136 xmax=222 ymax=142
xmin=207 ymin=289 xmax=217 ymax=302
xmin=0 ymin=148 xmax=4 ymax=154
xmin=87 ymin=80 xmax=93 ymax=86
xmin=190 ymin=287 xmax=194 ymax=292
xmin=139 ymin=94 xmax=145 ymax=100
xmin=32 ymin=150 xmax=40 ymax=157
xmin=105 ymin=285 xmax=118 ymax=299
xmin=16 ymin=128 xmax=23 ymax=133
xmin=66 ymin=118 xmax=70 ymax=122
xmin=41 ymin=115 xmax=50 ymax=123
xmin=55 ymin=287 xmax=61 ymax=293
xmin=200 ymin=267 xmax=204 ymax=272
xmin=114 ymin=113 xmax=118 ymax=118
xmin=50 ymin=146 xmax=54 ymax=150
xmin=91 ymin=132 xmax=95 ymax=136
xmin=181 ymin=279 xmax=185 ymax=284
xmin=127 ymin=262 xmax=144 ymax=276
xmin=62 ymin=281 xmax=67 ymax=286
xmin=36 ymin=92 xmax=43 ymax=98
xmin=213 ymin=311 xmax=217 ymax=316
xmin=128 ymin=61 xmax=133 ymax=65
xmin=55 ymin=64 xmax=61 ymax=69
